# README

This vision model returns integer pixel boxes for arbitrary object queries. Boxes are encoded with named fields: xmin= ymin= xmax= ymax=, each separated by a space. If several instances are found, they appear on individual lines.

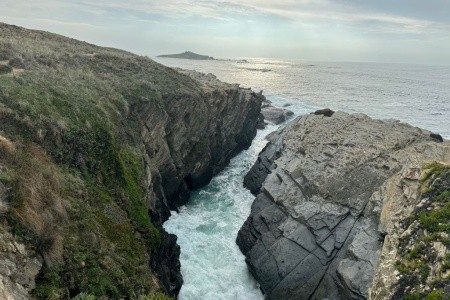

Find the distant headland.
xmin=157 ymin=51 xmax=215 ymax=60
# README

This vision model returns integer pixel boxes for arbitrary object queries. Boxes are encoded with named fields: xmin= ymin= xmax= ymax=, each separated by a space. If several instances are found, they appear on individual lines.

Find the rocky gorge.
xmin=1 ymin=22 xmax=449 ymax=300
xmin=0 ymin=23 xmax=263 ymax=299
xmin=237 ymin=110 xmax=450 ymax=299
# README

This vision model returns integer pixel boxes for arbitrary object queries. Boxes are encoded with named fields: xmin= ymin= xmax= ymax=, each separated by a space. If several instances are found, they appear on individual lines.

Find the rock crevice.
xmin=237 ymin=112 xmax=449 ymax=299
xmin=138 ymin=70 xmax=264 ymax=295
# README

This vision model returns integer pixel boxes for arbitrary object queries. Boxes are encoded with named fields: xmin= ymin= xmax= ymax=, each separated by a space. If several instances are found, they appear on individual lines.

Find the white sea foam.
xmin=161 ymin=58 xmax=450 ymax=299
xmin=163 ymin=126 xmax=271 ymax=300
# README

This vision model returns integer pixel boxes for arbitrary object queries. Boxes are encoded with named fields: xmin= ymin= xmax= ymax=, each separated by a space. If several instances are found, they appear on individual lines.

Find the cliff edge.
xmin=0 ymin=23 xmax=262 ymax=299
xmin=237 ymin=111 xmax=450 ymax=299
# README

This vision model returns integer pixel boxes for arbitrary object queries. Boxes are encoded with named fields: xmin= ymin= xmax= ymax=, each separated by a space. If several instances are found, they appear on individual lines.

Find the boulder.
xmin=313 ymin=108 xmax=335 ymax=117
xmin=261 ymin=106 xmax=294 ymax=125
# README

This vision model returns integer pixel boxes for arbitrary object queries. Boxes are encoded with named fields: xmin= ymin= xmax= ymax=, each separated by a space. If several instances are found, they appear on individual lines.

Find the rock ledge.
xmin=237 ymin=112 xmax=450 ymax=299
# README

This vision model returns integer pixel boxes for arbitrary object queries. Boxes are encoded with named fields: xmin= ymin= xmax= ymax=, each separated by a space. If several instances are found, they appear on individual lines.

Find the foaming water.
xmin=163 ymin=101 xmax=314 ymax=300
xmin=161 ymin=58 xmax=450 ymax=299
xmin=163 ymin=125 xmax=271 ymax=300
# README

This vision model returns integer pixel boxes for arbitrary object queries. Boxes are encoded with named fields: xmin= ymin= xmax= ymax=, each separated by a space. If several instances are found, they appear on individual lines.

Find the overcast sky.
xmin=1 ymin=0 xmax=450 ymax=64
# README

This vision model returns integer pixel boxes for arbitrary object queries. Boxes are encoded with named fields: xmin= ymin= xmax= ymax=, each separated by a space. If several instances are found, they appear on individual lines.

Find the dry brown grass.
xmin=0 ymin=133 xmax=15 ymax=157
xmin=10 ymin=143 xmax=67 ymax=267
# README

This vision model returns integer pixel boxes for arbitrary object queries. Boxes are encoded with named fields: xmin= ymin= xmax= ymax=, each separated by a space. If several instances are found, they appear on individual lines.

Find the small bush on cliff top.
xmin=0 ymin=64 xmax=12 ymax=74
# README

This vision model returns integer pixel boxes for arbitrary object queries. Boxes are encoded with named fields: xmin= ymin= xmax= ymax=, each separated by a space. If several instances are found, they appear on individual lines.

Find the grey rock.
xmin=138 ymin=68 xmax=263 ymax=294
xmin=256 ymin=113 xmax=266 ymax=129
xmin=261 ymin=106 xmax=294 ymax=124
xmin=313 ymin=108 xmax=335 ymax=117
xmin=0 ymin=229 xmax=43 ymax=300
xmin=243 ymin=130 xmax=284 ymax=194
xmin=237 ymin=111 xmax=450 ymax=299
xmin=430 ymin=132 xmax=444 ymax=142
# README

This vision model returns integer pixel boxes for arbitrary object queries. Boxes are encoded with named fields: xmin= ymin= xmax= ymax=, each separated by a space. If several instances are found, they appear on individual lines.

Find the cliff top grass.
xmin=0 ymin=22 xmax=200 ymax=138
xmin=0 ymin=22 xmax=200 ymax=298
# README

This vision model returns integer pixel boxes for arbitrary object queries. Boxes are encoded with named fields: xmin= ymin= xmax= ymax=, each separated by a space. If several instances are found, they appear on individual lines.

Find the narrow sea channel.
xmin=163 ymin=98 xmax=315 ymax=300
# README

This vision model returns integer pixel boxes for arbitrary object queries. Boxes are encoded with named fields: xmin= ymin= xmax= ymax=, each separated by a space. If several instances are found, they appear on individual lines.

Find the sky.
xmin=1 ymin=0 xmax=450 ymax=64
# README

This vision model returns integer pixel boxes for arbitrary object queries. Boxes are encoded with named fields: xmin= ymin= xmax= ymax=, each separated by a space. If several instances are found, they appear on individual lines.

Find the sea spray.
xmin=163 ymin=98 xmax=314 ymax=300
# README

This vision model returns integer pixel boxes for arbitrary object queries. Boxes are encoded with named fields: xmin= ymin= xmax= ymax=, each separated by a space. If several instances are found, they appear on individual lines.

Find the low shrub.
xmin=0 ymin=64 xmax=12 ymax=74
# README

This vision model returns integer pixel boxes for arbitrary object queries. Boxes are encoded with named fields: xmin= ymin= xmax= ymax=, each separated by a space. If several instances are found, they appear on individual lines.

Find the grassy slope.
xmin=0 ymin=23 xmax=200 ymax=299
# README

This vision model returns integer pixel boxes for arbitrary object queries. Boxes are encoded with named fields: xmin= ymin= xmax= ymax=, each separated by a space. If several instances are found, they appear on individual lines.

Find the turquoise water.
xmin=161 ymin=58 xmax=450 ymax=299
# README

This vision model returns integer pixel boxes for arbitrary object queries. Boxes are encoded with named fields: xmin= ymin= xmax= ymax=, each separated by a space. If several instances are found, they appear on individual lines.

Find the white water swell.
xmin=163 ymin=124 xmax=271 ymax=300
xmin=161 ymin=58 xmax=450 ymax=299
xmin=163 ymin=99 xmax=316 ymax=299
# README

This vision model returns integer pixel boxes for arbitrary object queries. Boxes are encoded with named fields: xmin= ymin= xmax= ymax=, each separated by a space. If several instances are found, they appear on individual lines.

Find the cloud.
xmin=1 ymin=0 xmax=449 ymax=63
xmin=57 ymin=0 xmax=439 ymax=35
xmin=0 ymin=0 xmax=443 ymax=34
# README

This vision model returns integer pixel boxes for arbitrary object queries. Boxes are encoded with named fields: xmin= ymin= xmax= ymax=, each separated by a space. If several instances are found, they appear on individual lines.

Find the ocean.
xmin=159 ymin=57 xmax=450 ymax=300
xmin=154 ymin=58 xmax=450 ymax=139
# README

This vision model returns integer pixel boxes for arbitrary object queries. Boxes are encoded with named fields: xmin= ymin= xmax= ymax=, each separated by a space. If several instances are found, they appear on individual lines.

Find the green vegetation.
xmin=395 ymin=162 xmax=450 ymax=299
xmin=404 ymin=290 xmax=446 ymax=300
xmin=0 ymin=64 xmax=12 ymax=74
xmin=70 ymin=291 xmax=173 ymax=300
xmin=139 ymin=293 xmax=174 ymax=300
xmin=72 ymin=293 xmax=97 ymax=300
xmin=0 ymin=22 xmax=196 ymax=298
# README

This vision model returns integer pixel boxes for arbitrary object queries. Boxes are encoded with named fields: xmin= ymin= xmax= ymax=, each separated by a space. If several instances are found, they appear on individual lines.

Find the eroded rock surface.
xmin=0 ymin=182 xmax=42 ymax=300
xmin=0 ymin=23 xmax=264 ymax=298
xmin=0 ymin=230 xmax=42 ymax=300
xmin=237 ymin=112 xmax=450 ymax=299
xmin=138 ymin=69 xmax=263 ymax=294
xmin=261 ymin=99 xmax=294 ymax=125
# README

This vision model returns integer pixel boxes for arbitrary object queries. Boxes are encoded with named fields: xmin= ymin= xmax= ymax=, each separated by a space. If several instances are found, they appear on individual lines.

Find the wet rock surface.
xmin=237 ymin=112 xmax=450 ymax=299
xmin=260 ymin=99 xmax=294 ymax=125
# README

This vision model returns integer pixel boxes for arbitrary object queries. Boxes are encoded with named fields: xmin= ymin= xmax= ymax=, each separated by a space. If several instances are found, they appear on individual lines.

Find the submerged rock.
xmin=260 ymin=99 xmax=294 ymax=125
xmin=237 ymin=112 xmax=450 ymax=299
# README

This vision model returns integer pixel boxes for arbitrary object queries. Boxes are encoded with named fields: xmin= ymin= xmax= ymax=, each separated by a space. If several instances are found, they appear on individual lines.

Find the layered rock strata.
xmin=0 ymin=22 xmax=263 ymax=299
xmin=237 ymin=111 xmax=450 ymax=299
xmin=143 ymin=70 xmax=263 ymax=293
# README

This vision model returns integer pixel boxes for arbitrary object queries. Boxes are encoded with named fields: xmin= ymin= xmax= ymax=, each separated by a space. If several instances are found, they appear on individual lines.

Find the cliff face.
xmin=0 ymin=23 xmax=262 ymax=299
xmin=139 ymin=70 xmax=262 ymax=294
xmin=237 ymin=111 xmax=450 ymax=299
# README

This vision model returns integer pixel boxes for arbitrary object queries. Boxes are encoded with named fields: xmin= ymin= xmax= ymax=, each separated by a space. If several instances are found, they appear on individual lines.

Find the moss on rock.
xmin=394 ymin=162 xmax=450 ymax=299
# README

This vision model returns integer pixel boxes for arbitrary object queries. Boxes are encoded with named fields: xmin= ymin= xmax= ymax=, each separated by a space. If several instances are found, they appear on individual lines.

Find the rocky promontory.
xmin=237 ymin=111 xmax=450 ymax=299
xmin=0 ymin=23 xmax=263 ymax=299
xmin=157 ymin=51 xmax=215 ymax=60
